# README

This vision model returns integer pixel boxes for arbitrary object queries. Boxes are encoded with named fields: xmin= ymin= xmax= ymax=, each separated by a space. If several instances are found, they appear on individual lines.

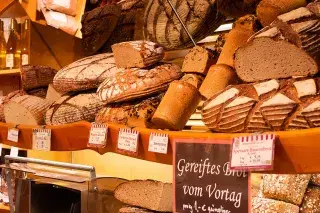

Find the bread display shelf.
xmin=0 ymin=121 xmax=320 ymax=173
xmin=0 ymin=69 xmax=20 ymax=76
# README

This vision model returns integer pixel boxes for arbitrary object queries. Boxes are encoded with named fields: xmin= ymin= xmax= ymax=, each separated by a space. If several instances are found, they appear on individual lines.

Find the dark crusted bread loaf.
xmin=53 ymin=53 xmax=123 ymax=93
xmin=202 ymin=77 xmax=320 ymax=132
xmin=26 ymin=87 xmax=47 ymax=98
xmin=95 ymin=94 xmax=163 ymax=128
xmin=97 ymin=63 xmax=182 ymax=103
xmin=216 ymin=0 xmax=261 ymax=18
xmin=235 ymin=5 xmax=320 ymax=82
xmin=21 ymin=65 xmax=57 ymax=90
xmin=300 ymin=186 xmax=320 ymax=213
xmin=252 ymin=197 xmax=299 ymax=213
xmin=114 ymin=180 xmax=172 ymax=212
xmin=112 ymin=41 xmax=164 ymax=68
xmin=45 ymin=92 xmax=105 ymax=125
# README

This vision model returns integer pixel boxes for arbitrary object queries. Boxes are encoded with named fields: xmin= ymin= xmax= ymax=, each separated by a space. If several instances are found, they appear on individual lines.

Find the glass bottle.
xmin=6 ymin=18 xmax=20 ymax=69
xmin=20 ymin=19 xmax=30 ymax=66
xmin=0 ymin=20 xmax=6 ymax=69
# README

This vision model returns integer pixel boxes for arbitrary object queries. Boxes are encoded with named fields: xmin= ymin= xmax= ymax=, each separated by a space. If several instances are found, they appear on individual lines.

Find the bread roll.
xmin=152 ymin=81 xmax=201 ymax=130
xmin=300 ymin=187 xmax=320 ymax=213
xmin=199 ymin=64 xmax=239 ymax=100
xmin=252 ymin=197 xmax=299 ymax=213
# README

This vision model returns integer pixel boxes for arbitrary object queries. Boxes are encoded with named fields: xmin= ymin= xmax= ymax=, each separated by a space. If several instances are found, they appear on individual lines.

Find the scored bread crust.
xmin=21 ymin=65 xmax=57 ymax=90
xmin=202 ymin=77 xmax=320 ymax=133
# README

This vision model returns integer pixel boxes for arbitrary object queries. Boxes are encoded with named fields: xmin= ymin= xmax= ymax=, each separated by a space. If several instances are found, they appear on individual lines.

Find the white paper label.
xmin=88 ymin=124 xmax=108 ymax=147
xmin=7 ymin=128 xmax=19 ymax=142
xmin=230 ymin=134 xmax=275 ymax=171
xmin=117 ymin=129 xmax=139 ymax=153
xmin=10 ymin=147 xmax=19 ymax=157
xmin=32 ymin=129 xmax=51 ymax=151
xmin=50 ymin=11 xmax=68 ymax=24
xmin=52 ymin=0 xmax=71 ymax=8
xmin=0 ymin=144 xmax=2 ymax=156
xmin=21 ymin=54 xmax=29 ymax=65
xmin=6 ymin=54 xmax=14 ymax=68
xmin=148 ymin=133 xmax=169 ymax=154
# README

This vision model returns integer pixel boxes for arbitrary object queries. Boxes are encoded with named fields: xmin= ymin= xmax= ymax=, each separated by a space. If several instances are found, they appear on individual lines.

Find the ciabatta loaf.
xmin=202 ymin=77 xmax=320 ymax=132
xmin=112 ymin=40 xmax=164 ymax=68
xmin=53 ymin=53 xmax=123 ymax=93
xmin=114 ymin=180 xmax=172 ymax=212
xmin=21 ymin=65 xmax=57 ymax=90
xmin=252 ymin=197 xmax=299 ymax=213
xmin=97 ymin=63 xmax=181 ymax=103
xmin=300 ymin=187 xmax=320 ymax=213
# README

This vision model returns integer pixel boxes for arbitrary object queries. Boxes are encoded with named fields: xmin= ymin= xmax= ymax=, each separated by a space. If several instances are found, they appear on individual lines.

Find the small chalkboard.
xmin=173 ymin=139 xmax=249 ymax=213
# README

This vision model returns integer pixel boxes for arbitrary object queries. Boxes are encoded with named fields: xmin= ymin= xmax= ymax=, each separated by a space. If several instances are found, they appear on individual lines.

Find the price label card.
xmin=32 ymin=129 xmax=51 ymax=151
xmin=0 ymin=144 xmax=2 ymax=156
xmin=7 ymin=128 xmax=19 ymax=142
xmin=10 ymin=147 xmax=19 ymax=157
xmin=88 ymin=123 xmax=108 ymax=148
xmin=148 ymin=133 xmax=169 ymax=154
xmin=230 ymin=134 xmax=275 ymax=171
xmin=117 ymin=129 xmax=139 ymax=153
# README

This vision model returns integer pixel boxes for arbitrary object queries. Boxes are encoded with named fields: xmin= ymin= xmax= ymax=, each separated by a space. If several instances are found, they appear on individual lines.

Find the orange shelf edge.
xmin=0 ymin=121 xmax=320 ymax=174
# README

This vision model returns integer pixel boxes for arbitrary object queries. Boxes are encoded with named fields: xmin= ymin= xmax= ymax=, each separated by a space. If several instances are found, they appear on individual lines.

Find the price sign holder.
xmin=7 ymin=127 xmax=19 ymax=143
xmin=87 ymin=123 xmax=108 ymax=148
xmin=230 ymin=134 xmax=275 ymax=171
xmin=32 ymin=128 xmax=52 ymax=151
xmin=148 ymin=133 xmax=169 ymax=154
xmin=117 ymin=128 xmax=139 ymax=155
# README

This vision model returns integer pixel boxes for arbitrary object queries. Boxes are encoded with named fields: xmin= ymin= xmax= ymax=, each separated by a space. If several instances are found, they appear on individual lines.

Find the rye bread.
xmin=21 ymin=65 xmax=57 ymax=90
xmin=114 ymin=180 xmax=172 ymax=212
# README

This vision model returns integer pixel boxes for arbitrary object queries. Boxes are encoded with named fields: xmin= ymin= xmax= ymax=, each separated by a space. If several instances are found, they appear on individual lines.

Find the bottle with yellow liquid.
xmin=6 ymin=18 xmax=20 ymax=69
xmin=20 ymin=19 xmax=30 ymax=66
xmin=0 ymin=20 xmax=6 ymax=69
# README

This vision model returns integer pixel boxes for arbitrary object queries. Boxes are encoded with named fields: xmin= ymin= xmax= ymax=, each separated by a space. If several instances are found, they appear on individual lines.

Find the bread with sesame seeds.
xmin=252 ymin=197 xmax=299 ymax=213
xmin=300 ymin=186 xmax=320 ymax=213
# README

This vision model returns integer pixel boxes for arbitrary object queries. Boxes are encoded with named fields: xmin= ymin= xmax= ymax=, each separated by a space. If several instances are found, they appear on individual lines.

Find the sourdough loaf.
xmin=4 ymin=95 xmax=53 ymax=125
xmin=300 ymin=186 xmax=320 ymax=213
xmin=27 ymin=87 xmax=48 ymax=98
xmin=235 ymin=5 xmax=320 ymax=82
xmin=21 ymin=65 xmax=57 ymax=90
xmin=202 ymin=77 xmax=320 ymax=132
xmin=53 ymin=53 xmax=122 ymax=93
xmin=262 ymin=174 xmax=311 ymax=205
xmin=311 ymin=174 xmax=320 ymax=186
xmin=152 ymin=81 xmax=201 ymax=130
xmin=251 ymin=197 xmax=299 ymax=213
xmin=45 ymin=92 xmax=105 ymax=125
xmin=181 ymin=46 xmax=217 ymax=75
xmin=216 ymin=0 xmax=261 ymax=17
xmin=97 ymin=63 xmax=182 ymax=103
xmin=95 ymin=94 xmax=163 ymax=128
xmin=114 ymin=180 xmax=172 ymax=212
xmin=112 ymin=41 xmax=164 ymax=68
xmin=143 ymin=0 xmax=225 ymax=49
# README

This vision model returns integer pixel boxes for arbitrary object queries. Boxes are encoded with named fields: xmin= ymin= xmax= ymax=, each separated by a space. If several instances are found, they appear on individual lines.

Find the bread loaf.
xmin=21 ymin=65 xmax=57 ymax=90
xmin=95 ymin=94 xmax=163 ymax=128
xmin=81 ymin=5 xmax=121 ymax=55
xmin=97 ymin=63 xmax=182 ymax=103
xmin=45 ymin=84 xmax=64 ymax=102
xmin=181 ymin=46 xmax=217 ymax=75
xmin=300 ymin=187 xmax=320 ymax=213
xmin=27 ymin=87 xmax=48 ymax=98
xmin=235 ymin=6 xmax=320 ymax=82
xmin=4 ymin=95 xmax=53 ymax=125
xmin=114 ymin=180 xmax=172 ymax=212
xmin=152 ymin=81 xmax=201 ymax=130
xmin=0 ymin=90 xmax=27 ymax=122
xmin=45 ymin=92 xmax=105 ymax=125
xmin=202 ymin=77 xmax=320 ymax=132
xmin=119 ymin=206 xmax=154 ymax=213
xmin=46 ymin=0 xmax=77 ymax=16
xmin=143 ymin=0 xmax=225 ymax=49
xmin=216 ymin=0 xmax=261 ymax=18
xmin=112 ymin=41 xmax=164 ymax=68
xmin=311 ymin=174 xmax=320 ymax=186
xmin=199 ymin=64 xmax=239 ymax=100
xmin=180 ymin=74 xmax=204 ymax=89
xmin=262 ymin=174 xmax=311 ymax=205
xmin=53 ymin=53 xmax=122 ymax=93
xmin=251 ymin=197 xmax=299 ymax=213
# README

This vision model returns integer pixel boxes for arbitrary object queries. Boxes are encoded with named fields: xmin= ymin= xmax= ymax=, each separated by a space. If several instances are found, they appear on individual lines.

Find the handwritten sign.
xmin=174 ymin=139 xmax=249 ymax=213
xmin=32 ymin=129 xmax=51 ymax=151
xmin=7 ymin=128 xmax=19 ymax=142
xmin=230 ymin=134 xmax=275 ymax=171
xmin=148 ymin=133 xmax=169 ymax=154
xmin=88 ymin=123 xmax=108 ymax=148
xmin=117 ymin=129 xmax=139 ymax=154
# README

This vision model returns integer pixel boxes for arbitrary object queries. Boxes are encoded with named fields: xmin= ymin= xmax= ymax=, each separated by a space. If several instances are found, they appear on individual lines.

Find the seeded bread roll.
xmin=112 ymin=41 xmax=164 ymax=68
xmin=181 ymin=46 xmax=217 ymax=75
xmin=152 ymin=81 xmax=201 ymax=130
xmin=21 ymin=65 xmax=57 ymax=90
xmin=311 ymin=174 xmax=320 ymax=186
xmin=199 ymin=64 xmax=239 ymax=100
xmin=262 ymin=174 xmax=311 ymax=205
xmin=300 ymin=186 xmax=320 ymax=213
xmin=252 ymin=197 xmax=299 ymax=213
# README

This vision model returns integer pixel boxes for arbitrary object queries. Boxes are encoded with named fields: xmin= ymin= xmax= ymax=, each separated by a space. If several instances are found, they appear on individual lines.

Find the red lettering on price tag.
xmin=230 ymin=134 xmax=275 ymax=171
xmin=148 ymin=133 xmax=169 ymax=154
xmin=88 ymin=123 xmax=108 ymax=148
xmin=117 ymin=128 xmax=139 ymax=155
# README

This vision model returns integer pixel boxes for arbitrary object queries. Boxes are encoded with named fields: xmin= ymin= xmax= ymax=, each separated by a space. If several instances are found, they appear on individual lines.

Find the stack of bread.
xmin=252 ymin=174 xmax=320 ymax=212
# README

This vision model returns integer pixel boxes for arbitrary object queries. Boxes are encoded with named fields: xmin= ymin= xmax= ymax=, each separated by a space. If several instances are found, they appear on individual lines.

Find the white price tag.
xmin=32 ymin=129 xmax=51 ymax=151
xmin=230 ymin=134 xmax=275 ymax=171
xmin=88 ymin=123 xmax=108 ymax=148
xmin=117 ymin=129 xmax=139 ymax=153
xmin=148 ymin=133 xmax=169 ymax=154
xmin=7 ymin=128 xmax=19 ymax=142
xmin=0 ymin=144 xmax=2 ymax=156
xmin=10 ymin=147 xmax=19 ymax=157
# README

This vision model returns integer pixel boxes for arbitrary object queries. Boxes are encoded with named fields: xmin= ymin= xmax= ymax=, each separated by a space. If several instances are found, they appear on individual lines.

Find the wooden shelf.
xmin=0 ymin=203 xmax=9 ymax=213
xmin=0 ymin=69 xmax=20 ymax=76
xmin=0 ymin=121 xmax=320 ymax=174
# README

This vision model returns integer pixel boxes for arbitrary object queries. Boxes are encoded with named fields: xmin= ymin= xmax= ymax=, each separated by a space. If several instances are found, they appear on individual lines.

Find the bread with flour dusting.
xmin=202 ymin=77 xmax=320 ymax=132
